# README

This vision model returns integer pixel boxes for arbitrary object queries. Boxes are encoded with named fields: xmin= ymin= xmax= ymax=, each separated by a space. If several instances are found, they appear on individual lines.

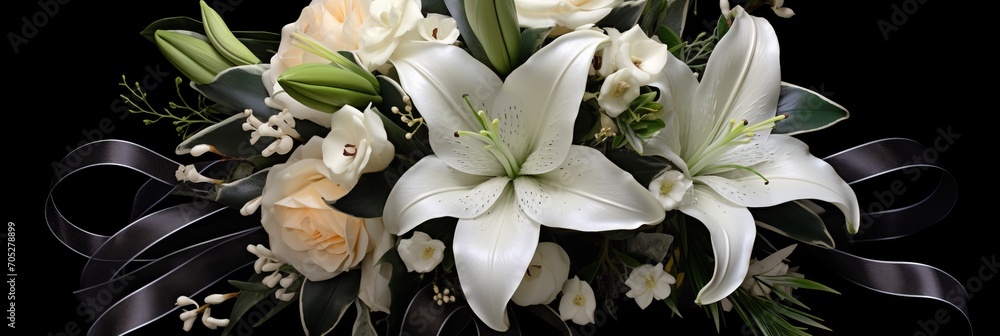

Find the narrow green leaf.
xmin=253 ymin=277 xmax=300 ymax=328
xmin=616 ymin=251 xmax=642 ymax=268
xmin=752 ymin=201 xmax=836 ymax=249
xmin=191 ymin=64 xmax=278 ymax=119
xmin=660 ymin=0 xmax=691 ymax=37
xmin=759 ymin=275 xmax=841 ymax=294
xmin=518 ymin=27 xmax=554 ymax=65
xmin=228 ymin=279 xmax=271 ymax=292
xmin=715 ymin=14 xmax=730 ymax=40
xmin=577 ymin=262 xmax=599 ymax=283
xmin=300 ymin=271 xmax=363 ymax=336
xmin=770 ymin=303 xmax=832 ymax=331
xmin=656 ymin=24 xmax=684 ymax=58
xmin=214 ymin=168 xmax=269 ymax=210
xmin=773 ymin=82 xmax=850 ymax=135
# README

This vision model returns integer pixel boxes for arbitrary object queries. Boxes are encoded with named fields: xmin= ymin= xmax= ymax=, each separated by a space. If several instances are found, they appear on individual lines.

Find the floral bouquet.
xmin=44 ymin=0 xmax=970 ymax=335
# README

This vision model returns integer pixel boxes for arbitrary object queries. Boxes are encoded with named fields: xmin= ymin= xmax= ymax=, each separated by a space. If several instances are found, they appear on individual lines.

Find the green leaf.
xmin=222 ymin=273 xmax=279 ymax=336
xmin=300 ymin=271 xmax=363 ymax=336
xmin=213 ymin=168 xmax=269 ymax=210
xmin=656 ymin=25 xmax=684 ymax=58
xmin=382 ymin=248 xmax=418 ymax=336
xmin=759 ymin=275 xmax=841 ymax=295
xmin=175 ymin=113 xmax=275 ymax=157
xmin=521 ymin=305 xmax=571 ymax=336
xmin=227 ymin=279 xmax=272 ymax=292
xmin=443 ymin=0 xmax=492 ymax=70
xmin=191 ymin=64 xmax=278 ymax=119
xmin=422 ymin=0 xmax=450 ymax=15
xmin=577 ymin=262 xmax=599 ymax=283
xmin=625 ymin=232 xmax=674 ymax=262
xmin=773 ymin=82 xmax=850 ymax=135
xmin=751 ymin=201 xmax=836 ymax=249
xmin=596 ymin=0 xmax=647 ymax=32
xmin=615 ymin=251 xmax=642 ymax=268
xmin=329 ymin=172 xmax=391 ymax=219
xmin=770 ymin=303 xmax=831 ymax=331
xmin=605 ymin=148 xmax=672 ymax=186
xmin=352 ymin=300 xmax=379 ymax=336
xmin=715 ymin=14 xmax=730 ymax=40
xmin=517 ymin=26 xmax=554 ymax=65
xmin=659 ymin=0 xmax=691 ymax=37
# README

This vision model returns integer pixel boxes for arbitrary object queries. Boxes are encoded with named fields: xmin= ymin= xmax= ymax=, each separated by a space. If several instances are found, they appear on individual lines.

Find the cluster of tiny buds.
xmin=242 ymin=109 xmax=301 ymax=157
xmin=247 ymin=244 xmax=299 ymax=301
xmin=175 ymin=294 xmax=233 ymax=332
xmin=432 ymin=284 xmax=457 ymax=306
xmin=391 ymin=95 xmax=423 ymax=139
xmin=594 ymin=126 xmax=616 ymax=143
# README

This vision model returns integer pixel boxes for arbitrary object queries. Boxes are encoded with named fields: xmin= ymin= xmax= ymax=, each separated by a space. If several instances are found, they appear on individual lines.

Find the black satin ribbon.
xmin=47 ymin=140 xmax=267 ymax=335
xmin=815 ymin=137 xmax=971 ymax=334
xmin=824 ymin=137 xmax=958 ymax=242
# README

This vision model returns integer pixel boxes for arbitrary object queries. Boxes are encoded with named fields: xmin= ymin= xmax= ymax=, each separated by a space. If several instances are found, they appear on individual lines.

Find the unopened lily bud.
xmin=465 ymin=0 xmax=521 ymax=76
xmin=277 ymin=63 xmax=382 ymax=113
xmin=154 ymin=30 xmax=235 ymax=84
xmin=200 ymin=0 xmax=260 ymax=65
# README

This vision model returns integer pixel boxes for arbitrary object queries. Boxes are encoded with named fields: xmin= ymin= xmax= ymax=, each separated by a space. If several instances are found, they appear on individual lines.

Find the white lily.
xmin=385 ymin=30 xmax=665 ymax=331
xmin=644 ymin=6 xmax=860 ymax=306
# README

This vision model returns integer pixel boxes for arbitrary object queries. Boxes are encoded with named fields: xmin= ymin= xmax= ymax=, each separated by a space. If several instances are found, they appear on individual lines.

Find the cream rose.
xmin=260 ymin=136 xmax=385 ymax=281
xmin=515 ymin=0 xmax=623 ymax=30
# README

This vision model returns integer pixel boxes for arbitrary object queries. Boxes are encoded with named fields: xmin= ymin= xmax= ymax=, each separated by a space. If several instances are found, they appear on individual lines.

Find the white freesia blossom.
xmin=558 ymin=276 xmax=596 ymax=325
xmin=596 ymin=25 xmax=668 ymax=79
xmin=648 ymin=169 xmax=692 ymax=211
xmin=396 ymin=231 xmax=446 ymax=273
xmin=644 ymin=6 xmax=860 ymax=306
xmin=357 ymin=0 xmax=422 ymax=70
xmin=386 ymin=30 xmax=664 ymax=331
xmin=597 ymin=68 xmax=642 ymax=117
xmin=322 ymin=104 xmax=395 ymax=192
xmin=511 ymin=242 xmax=571 ymax=306
xmin=624 ymin=263 xmax=676 ymax=309
xmin=515 ymin=0 xmax=623 ymax=30
xmin=414 ymin=13 xmax=460 ymax=45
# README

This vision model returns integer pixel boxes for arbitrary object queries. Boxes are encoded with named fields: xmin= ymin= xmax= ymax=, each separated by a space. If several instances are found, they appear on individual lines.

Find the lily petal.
xmin=696 ymin=135 xmax=861 ymax=233
xmin=517 ymin=146 xmax=664 ymax=231
xmin=454 ymin=189 xmax=542 ymax=332
xmin=382 ymin=155 xmax=509 ymax=235
xmin=503 ymin=29 xmax=608 ymax=175
xmin=645 ymin=53 xmax=699 ymax=175
xmin=680 ymin=187 xmax=756 ymax=305
xmin=689 ymin=6 xmax=780 ymax=157
xmin=392 ymin=41 xmax=506 ymax=176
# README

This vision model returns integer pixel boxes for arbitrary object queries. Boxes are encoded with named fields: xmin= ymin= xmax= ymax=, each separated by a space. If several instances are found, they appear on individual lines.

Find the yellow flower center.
xmin=659 ymin=180 xmax=675 ymax=197
xmin=572 ymin=294 xmax=585 ymax=307
xmin=422 ymin=246 xmax=436 ymax=260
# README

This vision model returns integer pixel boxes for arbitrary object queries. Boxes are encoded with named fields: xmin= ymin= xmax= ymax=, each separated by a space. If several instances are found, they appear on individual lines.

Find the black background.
xmin=7 ymin=0 xmax=990 ymax=335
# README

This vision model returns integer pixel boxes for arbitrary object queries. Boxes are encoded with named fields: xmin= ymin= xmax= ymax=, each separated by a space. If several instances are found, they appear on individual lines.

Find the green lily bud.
xmin=465 ymin=0 xmax=521 ymax=76
xmin=154 ymin=30 xmax=235 ymax=84
xmin=200 ymin=0 xmax=260 ymax=66
xmin=277 ymin=63 xmax=382 ymax=113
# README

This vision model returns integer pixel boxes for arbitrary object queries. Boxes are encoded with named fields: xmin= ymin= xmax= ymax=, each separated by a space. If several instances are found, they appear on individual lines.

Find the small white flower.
xmin=648 ymin=169 xmax=693 ymax=211
xmin=415 ymin=14 xmax=460 ymax=45
xmin=558 ymin=276 xmax=596 ymax=325
xmin=275 ymin=287 xmax=297 ymax=302
xmin=322 ymin=104 xmax=395 ymax=192
xmin=175 ymin=295 xmax=198 ymax=308
xmin=771 ymin=0 xmax=795 ymax=18
xmin=175 ymin=165 xmax=218 ymax=184
xmin=598 ymin=68 xmax=643 ymax=118
xmin=742 ymin=244 xmax=802 ymax=297
xmin=397 ymin=231 xmax=446 ymax=273
xmin=624 ymin=263 xmax=676 ymax=310
xmin=201 ymin=307 xmax=230 ymax=330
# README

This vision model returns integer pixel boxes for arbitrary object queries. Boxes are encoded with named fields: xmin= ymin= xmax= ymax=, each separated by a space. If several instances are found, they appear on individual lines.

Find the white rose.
xmin=260 ymin=137 xmax=384 ymax=281
xmin=357 ymin=0 xmax=422 ymax=70
xmin=322 ymin=104 xmax=395 ymax=192
xmin=515 ymin=0 xmax=623 ymax=30
xmin=511 ymin=242 xmax=571 ymax=306
xmin=396 ymin=231 xmax=446 ymax=273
